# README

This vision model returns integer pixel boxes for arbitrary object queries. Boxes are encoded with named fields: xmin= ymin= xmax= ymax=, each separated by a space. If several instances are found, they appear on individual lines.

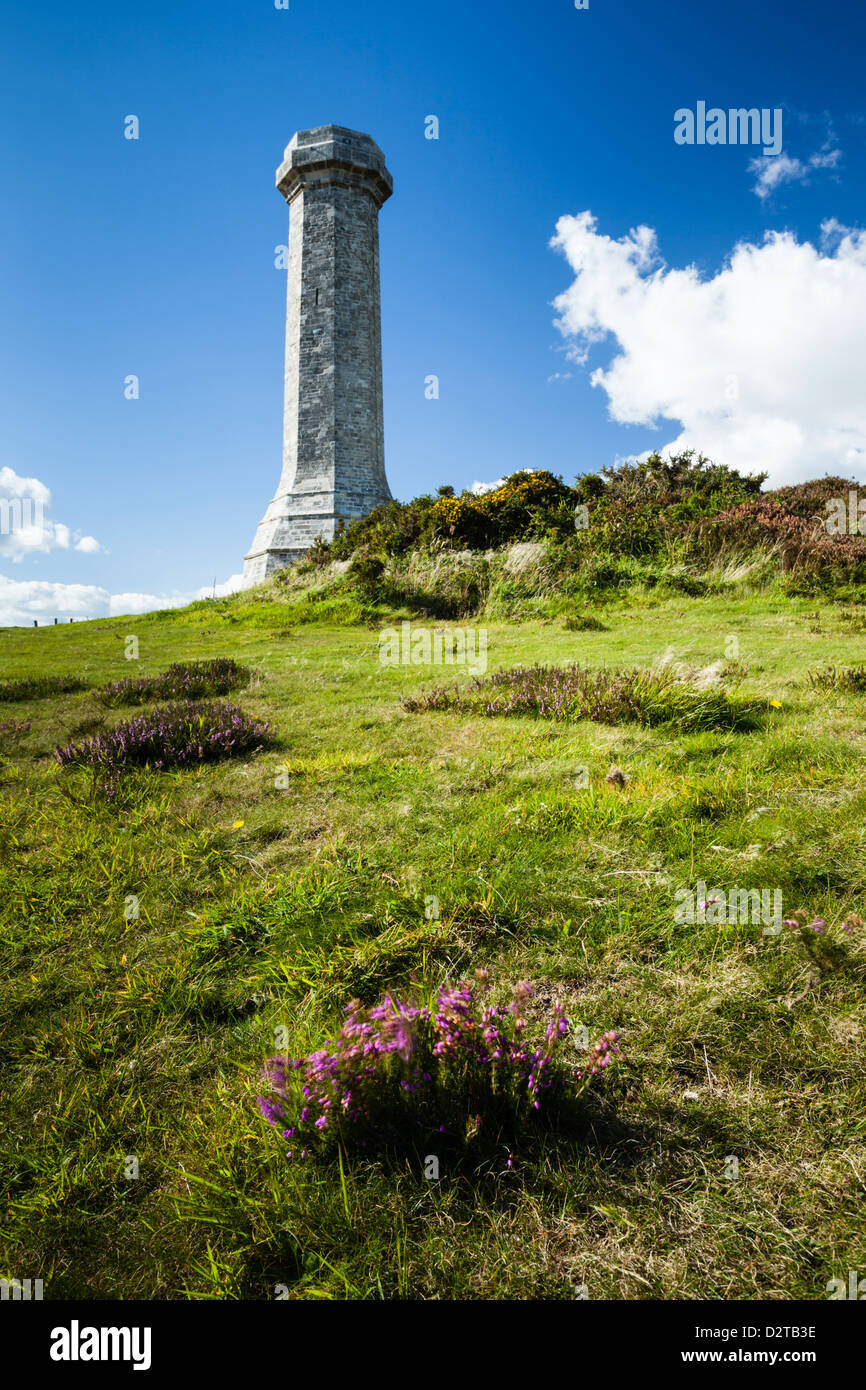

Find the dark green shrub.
xmin=564 ymin=613 xmax=609 ymax=631
xmin=348 ymin=551 xmax=386 ymax=594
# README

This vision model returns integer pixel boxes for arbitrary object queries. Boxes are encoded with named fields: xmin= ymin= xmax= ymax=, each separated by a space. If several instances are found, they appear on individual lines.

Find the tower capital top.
xmin=276 ymin=125 xmax=393 ymax=208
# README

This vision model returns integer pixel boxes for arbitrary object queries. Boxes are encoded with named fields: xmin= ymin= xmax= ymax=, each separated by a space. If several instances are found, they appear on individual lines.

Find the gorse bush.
xmin=55 ymin=700 xmax=270 ymax=783
xmin=0 ymin=674 xmax=88 ymax=702
xmin=597 ymin=450 xmax=765 ymax=515
xmin=426 ymin=471 xmax=574 ymax=549
xmin=566 ymin=452 xmax=766 ymax=561
xmin=347 ymin=551 xmax=386 ymax=594
xmin=257 ymin=974 xmax=620 ymax=1160
xmin=326 ymin=471 xmax=575 ymax=560
xmin=284 ymin=453 xmax=865 ymax=598
xmin=329 ymin=496 xmax=440 ymax=560
xmin=403 ymin=663 xmax=764 ymax=731
xmin=99 ymin=658 xmax=252 ymax=707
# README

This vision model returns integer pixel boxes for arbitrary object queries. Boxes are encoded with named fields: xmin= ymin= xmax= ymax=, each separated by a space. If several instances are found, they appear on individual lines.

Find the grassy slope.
xmin=1 ymin=584 xmax=865 ymax=1299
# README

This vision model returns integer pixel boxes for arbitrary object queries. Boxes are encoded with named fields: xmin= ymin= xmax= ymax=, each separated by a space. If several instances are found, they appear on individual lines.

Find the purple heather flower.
xmin=256 ymin=976 xmax=618 ymax=1157
xmin=257 ymin=1095 xmax=284 ymax=1125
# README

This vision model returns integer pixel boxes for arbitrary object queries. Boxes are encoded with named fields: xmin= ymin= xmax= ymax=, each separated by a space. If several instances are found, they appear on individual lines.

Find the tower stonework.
xmin=243 ymin=126 xmax=394 ymax=584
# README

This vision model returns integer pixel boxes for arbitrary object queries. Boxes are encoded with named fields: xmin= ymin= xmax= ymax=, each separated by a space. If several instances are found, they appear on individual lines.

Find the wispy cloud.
xmin=749 ymin=142 xmax=841 ymax=200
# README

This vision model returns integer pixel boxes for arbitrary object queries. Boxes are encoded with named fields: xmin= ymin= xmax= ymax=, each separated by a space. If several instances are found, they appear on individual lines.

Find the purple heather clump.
xmin=256 ymin=975 xmax=620 ymax=1160
xmin=54 ymin=699 xmax=270 ymax=791
xmin=401 ymin=662 xmax=759 ymax=731
xmin=781 ymin=911 xmax=859 ymax=938
xmin=99 ymin=658 xmax=251 ymax=708
xmin=0 ymin=674 xmax=88 ymax=703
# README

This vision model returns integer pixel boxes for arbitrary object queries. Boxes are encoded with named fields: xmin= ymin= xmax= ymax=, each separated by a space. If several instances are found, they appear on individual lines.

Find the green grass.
xmin=1 ymin=583 xmax=865 ymax=1299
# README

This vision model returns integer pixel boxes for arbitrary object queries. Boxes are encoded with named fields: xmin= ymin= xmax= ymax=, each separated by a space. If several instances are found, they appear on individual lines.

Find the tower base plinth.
xmin=242 ymin=485 xmax=391 ymax=585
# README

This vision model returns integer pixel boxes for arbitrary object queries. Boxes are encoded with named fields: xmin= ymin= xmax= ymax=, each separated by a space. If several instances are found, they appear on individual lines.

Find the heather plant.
xmin=806 ymin=663 xmax=866 ymax=694
xmin=781 ymin=909 xmax=863 ymax=974
xmin=403 ymin=663 xmax=763 ymax=731
xmin=98 ymin=658 xmax=252 ymax=707
xmin=55 ymin=699 xmax=270 ymax=790
xmin=688 ymin=497 xmax=866 ymax=582
xmin=0 ymin=674 xmax=88 ymax=702
xmin=257 ymin=974 xmax=619 ymax=1160
xmin=770 ymin=476 xmax=861 ymax=520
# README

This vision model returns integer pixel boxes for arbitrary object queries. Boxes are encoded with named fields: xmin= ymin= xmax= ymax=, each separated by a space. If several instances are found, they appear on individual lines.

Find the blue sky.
xmin=1 ymin=0 xmax=864 ymax=622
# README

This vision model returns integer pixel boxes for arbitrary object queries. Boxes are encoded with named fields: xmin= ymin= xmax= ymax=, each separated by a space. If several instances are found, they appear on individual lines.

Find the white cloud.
xmin=749 ymin=143 xmax=841 ymax=200
xmin=0 ymin=578 xmax=108 ymax=626
xmin=0 ymin=572 xmax=246 ymax=627
xmin=470 ymin=470 xmax=533 ymax=495
xmin=194 ymin=573 xmax=246 ymax=601
xmin=0 ymin=467 xmax=103 ymax=560
xmin=550 ymin=211 xmax=866 ymax=488
xmin=107 ymin=573 xmax=247 ymax=615
xmin=0 ymin=462 xmax=243 ymax=624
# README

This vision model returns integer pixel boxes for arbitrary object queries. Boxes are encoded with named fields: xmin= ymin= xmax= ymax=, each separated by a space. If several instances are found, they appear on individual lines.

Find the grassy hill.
xmin=2 ymin=462 xmax=866 ymax=1299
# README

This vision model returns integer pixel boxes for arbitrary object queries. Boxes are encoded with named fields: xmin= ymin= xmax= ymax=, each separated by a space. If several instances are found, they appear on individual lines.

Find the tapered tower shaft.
xmin=244 ymin=126 xmax=393 ymax=583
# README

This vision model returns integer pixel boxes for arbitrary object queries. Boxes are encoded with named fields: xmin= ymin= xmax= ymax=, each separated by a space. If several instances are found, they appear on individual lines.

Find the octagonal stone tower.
xmin=243 ymin=126 xmax=394 ymax=584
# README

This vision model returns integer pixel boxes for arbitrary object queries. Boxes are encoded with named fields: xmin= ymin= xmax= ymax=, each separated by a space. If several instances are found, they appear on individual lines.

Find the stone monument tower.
xmin=243 ymin=126 xmax=394 ymax=584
